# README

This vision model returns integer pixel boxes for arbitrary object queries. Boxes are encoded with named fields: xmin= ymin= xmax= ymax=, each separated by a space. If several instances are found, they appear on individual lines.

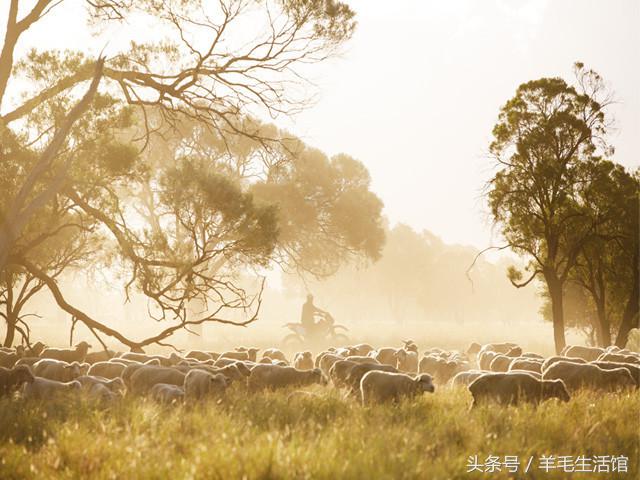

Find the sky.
xmin=2 ymin=0 xmax=639 ymax=250
xmin=281 ymin=0 xmax=640 ymax=249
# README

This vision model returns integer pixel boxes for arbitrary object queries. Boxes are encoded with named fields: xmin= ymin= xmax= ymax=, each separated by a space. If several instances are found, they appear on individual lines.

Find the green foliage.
xmin=487 ymin=63 xmax=613 ymax=351
xmin=0 ymin=388 xmax=637 ymax=479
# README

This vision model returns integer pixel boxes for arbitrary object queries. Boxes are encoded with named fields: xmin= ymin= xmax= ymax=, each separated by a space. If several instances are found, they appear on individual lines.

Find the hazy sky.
xmin=281 ymin=0 xmax=639 ymax=248
xmin=3 ymin=0 xmax=638 ymax=250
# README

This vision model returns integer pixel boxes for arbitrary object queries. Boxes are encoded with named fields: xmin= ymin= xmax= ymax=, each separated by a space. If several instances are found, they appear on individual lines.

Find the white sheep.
xmin=23 ymin=377 xmax=81 ymax=400
xmin=543 ymin=361 xmax=636 ymax=392
xmin=40 ymin=341 xmax=92 ymax=363
xmin=129 ymin=366 xmax=186 ymax=395
xmin=87 ymin=361 xmax=126 ymax=379
xmin=360 ymin=371 xmax=435 ymax=405
xmin=33 ymin=359 xmax=81 ymax=382
xmin=150 ymin=383 xmax=185 ymax=404
xmin=561 ymin=345 xmax=605 ymax=362
xmin=184 ymin=369 xmax=230 ymax=401
xmin=468 ymin=372 xmax=569 ymax=407
xmin=248 ymin=365 xmax=325 ymax=391
xmin=262 ymin=348 xmax=288 ymax=364
xmin=76 ymin=375 xmax=126 ymax=394
xmin=395 ymin=349 xmax=418 ymax=373
xmin=0 ymin=365 xmax=35 ymax=396
xmin=329 ymin=360 xmax=358 ymax=388
xmin=293 ymin=351 xmax=314 ymax=370
xmin=319 ymin=353 xmax=344 ymax=377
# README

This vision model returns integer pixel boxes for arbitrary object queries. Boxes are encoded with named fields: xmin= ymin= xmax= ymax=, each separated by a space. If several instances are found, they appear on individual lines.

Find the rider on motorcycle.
xmin=301 ymin=294 xmax=330 ymax=338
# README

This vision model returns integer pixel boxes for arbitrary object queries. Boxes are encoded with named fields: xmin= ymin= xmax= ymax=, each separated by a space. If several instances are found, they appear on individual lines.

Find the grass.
xmin=0 ymin=386 xmax=638 ymax=480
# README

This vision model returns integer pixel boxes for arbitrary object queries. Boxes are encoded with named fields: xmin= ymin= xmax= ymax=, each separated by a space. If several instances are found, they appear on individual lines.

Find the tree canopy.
xmin=485 ymin=63 xmax=637 ymax=351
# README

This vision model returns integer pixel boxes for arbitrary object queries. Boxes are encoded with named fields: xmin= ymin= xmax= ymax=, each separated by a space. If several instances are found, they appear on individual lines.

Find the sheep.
xmin=319 ymin=353 xmax=345 ymax=377
xmin=597 ymin=353 xmax=640 ymax=365
xmin=119 ymin=352 xmax=159 ymax=364
xmin=0 ymin=350 xmax=21 ymax=368
xmin=489 ymin=355 xmax=514 ymax=372
xmin=84 ymin=350 xmax=116 ymax=364
xmin=466 ymin=342 xmax=482 ymax=357
xmin=372 ymin=347 xmax=400 ymax=367
xmin=543 ymin=361 xmax=636 ymax=392
xmin=247 ymin=365 xmax=325 ymax=391
xmin=468 ymin=372 xmax=569 ymax=407
xmin=329 ymin=360 xmax=358 ymax=388
xmin=478 ymin=351 xmax=499 ymax=370
xmin=561 ymin=345 xmax=605 ymax=362
xmin=129 ymin=366 xmax=186 ymax=395
xmin=184 ymin=369 xmax=230 ymax=401
xmin=24 ymin=341 xmax=47 ymax=357
xmin=86 ymin=382 xmax=119 ymax=402
xmin=107 ymin=357 xmax=143 ymax=367
xmin=350 ymin=343 xmax=375 ymax=356
xmin=76 ymin=375 xmax=126 ymax=394
xmin=521 ymin=352 xmax=544 ymax=360
xmin=509 ymin=370 xmax=542 ymax=380
xmin=120 ymin=363 xmax=149 ymax=389
xmin=345 ymin=355 xmax=380 ymax=365
xmin=450 ymin=370 xmax=486 ymax=387
xmin=314 ymin=350 xmax=337 ymax=368
xmin=40 ymin=341 xmax=92 ymax=363
xmin=508 ymin=358 xmax=543 ymax=374
xmin=15 ymin=357 xmax=45 ymax=369
xmin=360 ymin=371 xmax=434 ymax=405
xmin=419 ymin=356 xmax=466 ymax=384
xmin=33 ymin=359 xmax=81 ymax=382
xmin=293 ymin=351 xmax=314 ymax=371
xmin=185 ymin=350 xmax=214 ymax=362
xmin=184 ymin=363 xmax=246 ymax=383
xmin=262 ymin=348 xmax=288 ymax=364
xmin=395 ymin=349 xmax=419 ymax=373
xmin=219 ymin=348 xmax=259 ymax=363
xmin=0 ymin=365 xmax=35 ymax=396
xmin=541 ymin=356 xmax=587 ymax=373
xmin=591 ymin=361 xmax=640 ymax=386
xmin=334 ymin=347 xmax=358 ymax=357
xmin=344 ymin=363 xmax=398 ymax=395
xmin=23 ymin=377 xmax=81 ymax=400
xmin=215 ymin=357 xmax=247 ymax=368
xmin=401 ymin=340 xmax=419 ymax=354
xmin=505 ymin=346 xmax=523 ymax=357
xmin=478 ymin=342 xmax=520 ymax=356
xmin=150 ymin=383 xmax=185 ymax=404
xmin=87 ymin=361 xmax=126 ymax=379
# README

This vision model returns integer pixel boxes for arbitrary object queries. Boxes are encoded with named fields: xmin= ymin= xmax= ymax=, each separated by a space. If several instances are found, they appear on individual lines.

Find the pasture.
xmin=1 ymin=385 xmax=637 ymax=479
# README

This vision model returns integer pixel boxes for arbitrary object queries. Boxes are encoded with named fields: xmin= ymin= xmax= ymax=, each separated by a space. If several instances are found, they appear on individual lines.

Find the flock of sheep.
xmin=0 ymin=339 xmax=638 ymax=408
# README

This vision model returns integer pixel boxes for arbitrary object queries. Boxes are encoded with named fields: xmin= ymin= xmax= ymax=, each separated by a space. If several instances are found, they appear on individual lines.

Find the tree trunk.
xmin=596 ymin=302 xmax=611 ymax=346
xmin=615 ymin=259 xmax=639 ymax=348
xmin=3 ymin=309 xmax=17 ymax=347
xmin=546 ymin=275 xmax=567 ymax=354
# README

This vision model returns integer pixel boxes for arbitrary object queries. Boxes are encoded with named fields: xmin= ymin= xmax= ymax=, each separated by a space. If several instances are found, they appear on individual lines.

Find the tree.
xmin=136 ymin=115 xmax=386 ymax=278
xmin=539 ymin=161 xmax=639 ymax=348
xmin=568 ymin=161 xmax=639 ymax=346
xmin=0 ymin=0 xmax=358 ymax=349
xmin=486 ymin=63 xmax=612 ymax=353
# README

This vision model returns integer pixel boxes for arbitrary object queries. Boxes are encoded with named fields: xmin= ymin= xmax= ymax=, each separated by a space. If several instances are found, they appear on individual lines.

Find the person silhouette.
xmin=300 ymin=294 xmax=327 ymax=337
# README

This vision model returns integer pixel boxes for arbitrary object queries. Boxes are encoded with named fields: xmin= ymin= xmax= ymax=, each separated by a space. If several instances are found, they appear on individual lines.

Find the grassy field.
xmin=1 ymin=386 xmax=638 ymax=479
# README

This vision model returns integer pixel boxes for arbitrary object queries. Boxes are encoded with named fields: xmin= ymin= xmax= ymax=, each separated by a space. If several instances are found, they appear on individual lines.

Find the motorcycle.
xmin=282 ymin=312 xmax=350 ymax=349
